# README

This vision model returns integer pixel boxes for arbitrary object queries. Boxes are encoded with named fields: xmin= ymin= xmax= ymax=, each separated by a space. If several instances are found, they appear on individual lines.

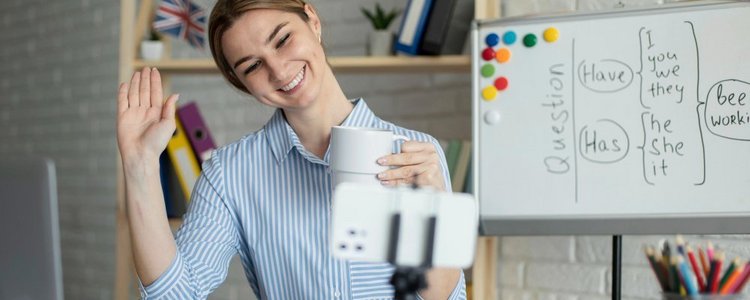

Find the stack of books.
xmin=160 ymin=101 xmax=216 ymax=218
xmin=394 ymin=0 xmax=473 ymax=56
xmin=644 ymin=236 xmax=750 ymax=297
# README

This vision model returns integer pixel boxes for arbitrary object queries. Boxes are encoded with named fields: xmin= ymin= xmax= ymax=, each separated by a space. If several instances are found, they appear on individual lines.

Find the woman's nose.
xmin=266 ymin=59 xmax=290 ymax=84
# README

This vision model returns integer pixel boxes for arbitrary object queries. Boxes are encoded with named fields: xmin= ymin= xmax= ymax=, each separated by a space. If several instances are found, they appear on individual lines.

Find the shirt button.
xmin=334 ymin=290 xmax=341 ymax=297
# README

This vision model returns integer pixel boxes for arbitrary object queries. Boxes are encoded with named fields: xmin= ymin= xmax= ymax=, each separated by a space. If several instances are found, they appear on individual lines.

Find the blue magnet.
xmin=485 ymin=33 xmax=499 ymax=47
xmin=503 ymin=31 xmax=517 ymax=45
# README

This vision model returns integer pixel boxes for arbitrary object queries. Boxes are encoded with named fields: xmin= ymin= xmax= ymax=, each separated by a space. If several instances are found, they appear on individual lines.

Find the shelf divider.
xmin=134 ymin=55 xmax=471 ymax=74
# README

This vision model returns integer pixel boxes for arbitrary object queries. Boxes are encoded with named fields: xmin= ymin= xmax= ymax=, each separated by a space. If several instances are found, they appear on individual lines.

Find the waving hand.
xmin=116 ymin=67 xmax=179 ymax=165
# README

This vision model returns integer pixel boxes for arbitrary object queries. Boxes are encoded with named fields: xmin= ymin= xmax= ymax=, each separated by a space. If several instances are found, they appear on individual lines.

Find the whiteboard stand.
xmin=613 ymin=235 xmax=622 ymax=300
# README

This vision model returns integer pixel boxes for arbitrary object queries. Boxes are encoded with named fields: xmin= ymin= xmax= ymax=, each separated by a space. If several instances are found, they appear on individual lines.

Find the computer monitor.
xmin=0 ymin=157 xmax=63 ymax=300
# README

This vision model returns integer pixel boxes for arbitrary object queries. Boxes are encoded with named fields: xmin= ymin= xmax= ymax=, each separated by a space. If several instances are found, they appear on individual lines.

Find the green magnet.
xmin=481 ymin=64 xmax=495 ymax=78
xmin=523 ymin=33 xmax=537 ymax=47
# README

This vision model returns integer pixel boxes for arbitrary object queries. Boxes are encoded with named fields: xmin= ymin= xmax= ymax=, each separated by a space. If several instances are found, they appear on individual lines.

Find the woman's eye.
xmin=244 ymin=61 xmax=261 ymax=75
xmin=277 ymin=33 xmax=290 ymax=48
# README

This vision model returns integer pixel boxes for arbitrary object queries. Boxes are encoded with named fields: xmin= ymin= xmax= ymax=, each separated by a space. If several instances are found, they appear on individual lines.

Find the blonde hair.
xmin=208 ymin=0 xmax=312 ymax=94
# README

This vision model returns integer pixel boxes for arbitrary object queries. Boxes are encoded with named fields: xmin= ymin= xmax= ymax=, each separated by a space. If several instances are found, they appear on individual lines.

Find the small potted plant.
xmin=361 ymin=3 xmax=400 ymax=56
xmin=140 ymin=29 xmax=164 ymax=61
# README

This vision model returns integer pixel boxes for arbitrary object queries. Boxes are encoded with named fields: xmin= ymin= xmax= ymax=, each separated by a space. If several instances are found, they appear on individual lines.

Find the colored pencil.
xmin=644 ymin=238 xmax=750 ymax=296
xmin=719 ymin=258 xmax=739 ymax=290
xmin=675 ymin=235 xmax=686 ymax=256
xmin=685 ymin=245 xmax=706 ymax=292
xmin=677 ymin=256 xmax=699 ymax=295
xmin=698 ymin=246 xmax=711 ymax=280
xmin=720 ymin=261 xmax=745 ymax=295
xmin=709 ymin=252 xmax=725 ymax=293
xmin=645 ymin=246 xmax=669 ymax=292
xmin=655 ymin=252 xmax=673 ymax=292
xmin=662 ymin=240 xmax=672 ymax=263
xmin=731 ymin=263 xmax=750 ymax=293
xmin=670 ymin=257 xmax=683 ymax=294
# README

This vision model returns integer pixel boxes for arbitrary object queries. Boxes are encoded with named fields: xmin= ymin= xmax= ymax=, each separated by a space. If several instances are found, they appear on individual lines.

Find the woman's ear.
xmin=303 ymin=4 xmax=322 ymax=40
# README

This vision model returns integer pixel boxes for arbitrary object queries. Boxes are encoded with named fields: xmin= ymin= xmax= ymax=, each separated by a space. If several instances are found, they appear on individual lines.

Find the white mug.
xmin=329 ymin=126 xmax=410 ymax=187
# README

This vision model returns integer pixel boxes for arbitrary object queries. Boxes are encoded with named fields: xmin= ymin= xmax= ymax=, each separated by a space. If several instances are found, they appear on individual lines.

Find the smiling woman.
xmin=115 ymin=0 xmax=465 ymax=299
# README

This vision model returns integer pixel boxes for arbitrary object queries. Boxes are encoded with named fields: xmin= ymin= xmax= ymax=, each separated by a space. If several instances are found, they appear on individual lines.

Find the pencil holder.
xmin=662 ymin=293 xmax=749 ymax=300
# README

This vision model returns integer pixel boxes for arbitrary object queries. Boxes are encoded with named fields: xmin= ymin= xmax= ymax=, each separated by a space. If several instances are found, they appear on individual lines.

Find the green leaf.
xmin=361 ymin=3 xmax=401 ymax=30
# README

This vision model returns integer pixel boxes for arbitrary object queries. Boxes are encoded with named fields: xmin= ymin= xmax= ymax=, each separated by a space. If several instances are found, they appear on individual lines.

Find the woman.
xmin=116 ymin=0 xmax=464 ymax=299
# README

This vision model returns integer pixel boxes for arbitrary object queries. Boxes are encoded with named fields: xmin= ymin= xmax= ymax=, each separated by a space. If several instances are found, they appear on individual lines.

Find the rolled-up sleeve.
xmin=139 ymin=154 xmax=241 ymax=299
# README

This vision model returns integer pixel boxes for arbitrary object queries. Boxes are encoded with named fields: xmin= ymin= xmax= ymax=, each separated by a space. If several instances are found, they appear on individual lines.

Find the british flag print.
xmin=153 ymin=0 xmax=207 ymax=48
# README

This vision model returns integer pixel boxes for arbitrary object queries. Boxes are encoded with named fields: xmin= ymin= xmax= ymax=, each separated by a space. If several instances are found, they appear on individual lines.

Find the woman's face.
xmin=221 ymin=5 xmax=325 ymax=111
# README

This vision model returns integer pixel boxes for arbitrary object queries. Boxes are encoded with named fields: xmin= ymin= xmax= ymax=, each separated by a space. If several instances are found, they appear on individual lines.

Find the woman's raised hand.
xmin=117 ymin=67 xmax=179 ymax=165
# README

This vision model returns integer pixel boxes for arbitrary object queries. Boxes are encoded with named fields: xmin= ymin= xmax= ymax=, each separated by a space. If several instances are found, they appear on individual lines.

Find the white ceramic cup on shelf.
xmin=329 ymin=126 xmax=410 ymax=188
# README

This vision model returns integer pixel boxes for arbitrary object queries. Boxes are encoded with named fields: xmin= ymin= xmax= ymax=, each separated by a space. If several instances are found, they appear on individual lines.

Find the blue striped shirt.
xmin=139 ymin=99 xmax=466 ymax=299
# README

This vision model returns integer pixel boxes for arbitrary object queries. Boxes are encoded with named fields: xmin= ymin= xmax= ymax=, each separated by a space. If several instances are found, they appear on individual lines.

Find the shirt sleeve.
xmin=428 ymin=136 xmax=452 ymax=193
xmin=416 ymin=270 xmax=467 ymax=300
xmin=139 ymin=154 xmax=241 ymax=299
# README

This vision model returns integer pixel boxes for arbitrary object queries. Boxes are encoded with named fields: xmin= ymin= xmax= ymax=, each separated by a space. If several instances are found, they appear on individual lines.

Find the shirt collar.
xmin=265 ymin=98 xmax=378 ymax=164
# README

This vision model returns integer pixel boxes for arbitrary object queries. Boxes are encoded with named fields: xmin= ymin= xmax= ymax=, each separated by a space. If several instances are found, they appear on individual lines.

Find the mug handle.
xmin=392 ymin=135 xmax=410 ymax=153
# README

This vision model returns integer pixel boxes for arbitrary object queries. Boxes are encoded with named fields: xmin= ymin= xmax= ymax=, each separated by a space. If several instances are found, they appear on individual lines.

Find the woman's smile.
xmin=278 ymin=65 xmax=306 ymax=94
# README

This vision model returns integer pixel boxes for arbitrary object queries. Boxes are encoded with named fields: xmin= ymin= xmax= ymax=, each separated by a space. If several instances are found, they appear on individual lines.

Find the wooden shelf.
xmin=133 ymin=55 xmax=471 ymax=74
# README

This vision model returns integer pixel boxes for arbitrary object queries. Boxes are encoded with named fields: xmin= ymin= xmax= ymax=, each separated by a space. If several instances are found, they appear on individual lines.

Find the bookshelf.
xmin=114 ymin=0 xmax=500 ymax=299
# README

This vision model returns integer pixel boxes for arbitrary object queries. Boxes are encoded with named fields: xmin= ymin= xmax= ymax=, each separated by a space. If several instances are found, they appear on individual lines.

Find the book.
xmin=394 ymin=0 xmax=434 ymax=55
xmin=159 ymin=152 xmax=188 ymax=218
xmin=166 ymin=156 xmax=188 ymax=217
xmin=176 ymin=101 xmax=216 ymax=164
xmin=159 ymin=152 xmax=175 ymax=217
xmin=445 ymin=139 xmax=462 ymax=183
xmin=418 ymin=0 xmax=457 ymax=55
xmin=437 ymin=0 xmax=474 ymax=55
xmin=166 ymin=116 xmax=201 ymax=201
xmin=438 ymin=138 xmax=449 ymax=154
xmin=451 ymin=140 xmax=472 ymax=192
xmin=463 ymin=154 xmax=473 ymax=194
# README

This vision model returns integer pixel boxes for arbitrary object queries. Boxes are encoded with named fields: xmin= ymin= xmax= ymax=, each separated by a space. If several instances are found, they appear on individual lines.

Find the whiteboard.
xmin=472 ymin=1 xmax=750 ymax=234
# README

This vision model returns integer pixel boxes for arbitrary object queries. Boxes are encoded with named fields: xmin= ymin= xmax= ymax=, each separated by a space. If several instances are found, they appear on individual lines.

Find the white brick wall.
xmin=1 ymin=0 xmax=119 ymax=298
xmin=3 ymin=0 xmax=748 ymax=300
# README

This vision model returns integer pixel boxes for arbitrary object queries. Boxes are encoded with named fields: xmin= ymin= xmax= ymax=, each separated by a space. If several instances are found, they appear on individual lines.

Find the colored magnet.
xmin=502 ymin=31 xmax=517 ymax=45
xmin=484 ymin=110 xmax=501 ymax=125
xmin=543 ymin=27 xmax=559 ymax=42
xmin=481 ymin=64 xmax=495 ymax=78
xmin=523 ymin=34 xmax=537 ymax=47
xmin=485 ymin=33 xmax=499 ymax=47
xmin=495 ymin=48 xmax=511 ymax=63
xmin=482 ymin=48 xmax=495 ymax=61
xmin=482 ymin=86 xmax=498 ymax=101
xmin=494 ymin=77 xmax=508 ymax=90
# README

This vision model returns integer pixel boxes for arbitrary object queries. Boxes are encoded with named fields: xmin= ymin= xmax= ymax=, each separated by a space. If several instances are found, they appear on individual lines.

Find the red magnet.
xmin=482 ymin=48 xmax=495 ymax=61
xmin=494 ymin=77 xmax=508 ymax=91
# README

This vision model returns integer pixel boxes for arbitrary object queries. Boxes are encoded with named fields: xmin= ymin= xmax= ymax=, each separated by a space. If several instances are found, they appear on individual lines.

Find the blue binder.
xmin=394 ymin=0 xmax=434 ymax=55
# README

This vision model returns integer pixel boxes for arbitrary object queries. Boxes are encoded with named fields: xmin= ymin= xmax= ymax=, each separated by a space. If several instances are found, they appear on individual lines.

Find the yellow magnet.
xmin=482 ymin=86 xmax=498 ymax=101
xmin=543 ymin=27 xmax=559 ymax=42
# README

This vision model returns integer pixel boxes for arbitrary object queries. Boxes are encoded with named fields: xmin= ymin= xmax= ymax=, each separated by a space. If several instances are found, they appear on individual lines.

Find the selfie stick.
xmin=387 ymin=186 xmax=437 ymax=300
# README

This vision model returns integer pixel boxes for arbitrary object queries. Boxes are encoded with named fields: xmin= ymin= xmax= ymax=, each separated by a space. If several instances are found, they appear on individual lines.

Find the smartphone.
xmin=331 ymin=183 xmax=478 ymax=268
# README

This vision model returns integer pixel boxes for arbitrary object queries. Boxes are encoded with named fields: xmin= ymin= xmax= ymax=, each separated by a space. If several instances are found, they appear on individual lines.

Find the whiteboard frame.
xmin=472 ymin=0 xmax=750 ymax=235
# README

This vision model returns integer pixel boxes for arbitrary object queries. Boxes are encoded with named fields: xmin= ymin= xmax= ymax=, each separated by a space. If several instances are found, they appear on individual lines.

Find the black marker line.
xmin=640 ymin=112 xmax=654 ymax=186
xmin=685 ymin=20 xmax=706 ymax=185
xmin=638 ymin=27 xmax=651 ymax=110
